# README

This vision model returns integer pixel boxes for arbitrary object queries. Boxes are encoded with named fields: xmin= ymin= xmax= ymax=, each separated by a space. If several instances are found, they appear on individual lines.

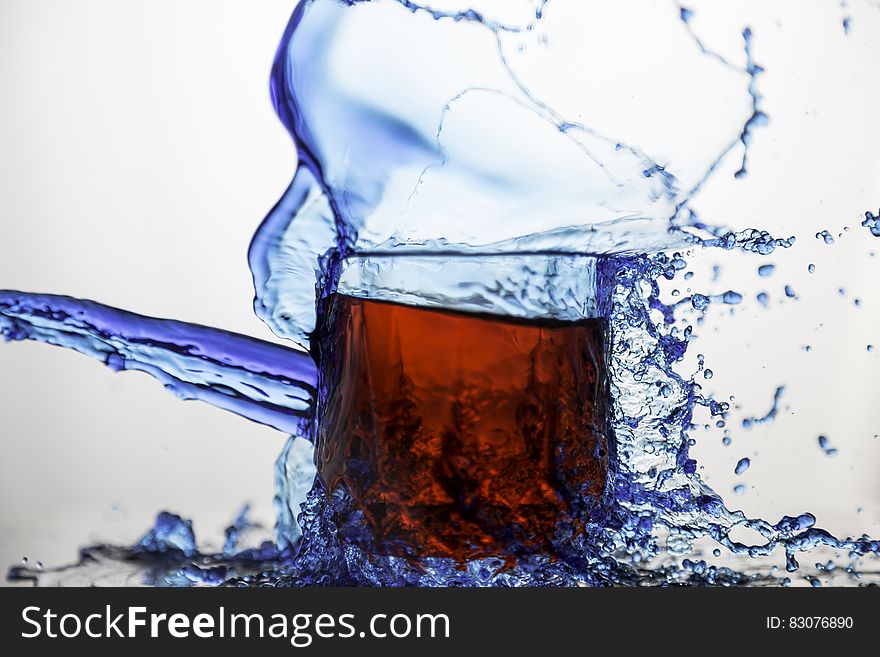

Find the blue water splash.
xmin=734 ymin=28 xmax=768 ymax=179
xmin=0 ymin=292 xmax=317 ymax=435
xmin=3 ymin=1 xmax=879 ymax=587
xmin=818 ymin=435 xmax=839 ymax=457
xmin=135 ymin=512 xmax=197 ymax=557
xmin=861 ymin=210 xmax=880 ymax=237
xmin=684 ymin=290 xmax=742 ymax=313
xmin=816 ymin=229 xmax=836 ymax=244
xmin=742 ymin=386 xmax=785 ymax=430
xmin=222 ymin=505 xmax=260 ymax=556
xmin=693 ymin=228 xmax=795 ymax=255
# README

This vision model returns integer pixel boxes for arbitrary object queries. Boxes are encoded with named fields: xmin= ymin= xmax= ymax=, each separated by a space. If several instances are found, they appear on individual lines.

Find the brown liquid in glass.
xmin=314 ymin=294 xmax=610 ymax=562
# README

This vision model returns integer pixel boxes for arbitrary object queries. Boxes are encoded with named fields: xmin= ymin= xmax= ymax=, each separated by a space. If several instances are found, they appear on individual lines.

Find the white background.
xmin=0 ymin=0 xmax=878 ymax=577
xmin=0 ymin=0 xmax=298 ymax=572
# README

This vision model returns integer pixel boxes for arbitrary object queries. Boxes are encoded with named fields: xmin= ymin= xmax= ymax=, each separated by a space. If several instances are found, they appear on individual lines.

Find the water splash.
xmin=0 ymin=291 xmax=317 ymax=435
xmin=862 ymin=210 xmax=880 ymax=237
xmin=4 ymin=1 xmax=879 ymax=586
xmin=818 ymin=435 xmax=839 ymax=458
xmin=261 ymin=0 xmax=761 ymax=347
xmin=135 ymin=512 xmax=198 ymax=558
xmin=741 ymin=386 xmax=785 ymax=430
xmin=8 ymin=252 xmax=880 ymax=587
xmin=816 ymin=229 xmax=836 ymax=244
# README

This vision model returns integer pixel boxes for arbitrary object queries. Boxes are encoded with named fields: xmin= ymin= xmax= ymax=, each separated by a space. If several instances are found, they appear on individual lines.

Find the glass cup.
xmin=309 ymin=253 xmax=612 ymax=563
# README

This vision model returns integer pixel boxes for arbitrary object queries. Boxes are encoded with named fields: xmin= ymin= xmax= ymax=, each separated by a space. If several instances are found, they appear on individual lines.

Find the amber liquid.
xmin=314 ymin=294 xmax=610 ymax=562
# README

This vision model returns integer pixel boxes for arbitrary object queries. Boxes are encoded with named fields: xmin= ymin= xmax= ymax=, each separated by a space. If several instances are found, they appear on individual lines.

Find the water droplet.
xmin=735 ymin=458 xmax=751 ymax=475
xmin=815 ymin=230 xmax=835 ymax=244
xmin=691 ymin=294 xmax=710 ymax=311
xmin=818 ymin=435 xmax=838 ymax=457
xmin=862 ymin=209 xmax=880 ymax=237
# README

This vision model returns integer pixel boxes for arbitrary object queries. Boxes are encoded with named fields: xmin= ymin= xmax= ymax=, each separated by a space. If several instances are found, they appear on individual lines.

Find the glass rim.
xmin=335 ymin=252 xmax=605 ymax=320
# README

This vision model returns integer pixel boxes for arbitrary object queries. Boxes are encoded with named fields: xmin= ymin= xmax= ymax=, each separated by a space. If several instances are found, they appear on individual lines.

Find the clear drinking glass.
xmin=308 ymin=253 xmax=612 ymax=562
xmin=257 ymin=0 xmax=753 ymax=568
